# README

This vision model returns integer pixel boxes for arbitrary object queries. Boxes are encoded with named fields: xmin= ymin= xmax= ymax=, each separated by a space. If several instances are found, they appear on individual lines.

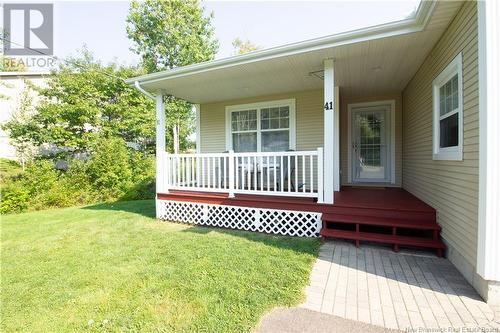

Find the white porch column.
xmin=156 ymin=92 xmax=167 ymax=194
xmin=194 ymin=104 xmax=201 ymax=153
xmin=477 ymin=0 xmax=500 ymax=292
xmin=323 ymin=59 xmax=336 ymax=204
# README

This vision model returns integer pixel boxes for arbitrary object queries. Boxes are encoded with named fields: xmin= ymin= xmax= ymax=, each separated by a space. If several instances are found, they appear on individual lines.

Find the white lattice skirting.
xmin=157 ymin=199 xmax=322 ymax=237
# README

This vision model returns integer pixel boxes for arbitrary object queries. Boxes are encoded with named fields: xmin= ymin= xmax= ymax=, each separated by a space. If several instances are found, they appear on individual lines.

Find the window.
xmin=226 ymin=99 xmax=295 ymax=152
xmin=432 ymin=53 xmax=463 ymax=160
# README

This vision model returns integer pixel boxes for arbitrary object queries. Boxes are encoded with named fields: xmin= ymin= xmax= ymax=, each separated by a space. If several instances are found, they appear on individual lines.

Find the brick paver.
xmin=301 ymin=241 xmax=500 ymax=331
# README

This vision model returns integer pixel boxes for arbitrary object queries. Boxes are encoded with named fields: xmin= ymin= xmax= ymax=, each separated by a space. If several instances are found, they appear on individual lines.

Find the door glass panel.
xmin=352 ymin=109 xmax=388 ymax=182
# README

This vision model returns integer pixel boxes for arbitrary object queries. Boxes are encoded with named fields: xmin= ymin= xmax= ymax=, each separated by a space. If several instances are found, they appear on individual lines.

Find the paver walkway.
xmin=301 ymin=241 xmax=500 ymax=331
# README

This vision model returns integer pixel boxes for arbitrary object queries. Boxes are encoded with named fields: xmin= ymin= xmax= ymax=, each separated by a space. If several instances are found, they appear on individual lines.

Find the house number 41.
xmin=324 ymin=101 xmax=333 ymax=110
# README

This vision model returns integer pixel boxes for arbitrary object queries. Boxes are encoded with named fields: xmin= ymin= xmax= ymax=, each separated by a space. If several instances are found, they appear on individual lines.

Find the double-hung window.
xmin=226 ymin=99 xmax=295 ymax=152
xmin=432 ymin=53 xmax=463 ymax=160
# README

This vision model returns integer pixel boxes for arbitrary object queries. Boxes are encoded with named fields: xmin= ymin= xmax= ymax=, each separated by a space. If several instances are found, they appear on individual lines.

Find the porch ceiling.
xmin=128 ymin=1 xmax=463 ymax=104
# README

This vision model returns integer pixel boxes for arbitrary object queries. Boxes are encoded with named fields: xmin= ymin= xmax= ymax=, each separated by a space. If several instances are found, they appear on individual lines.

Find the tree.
xmin=232 ymin=38 xmax=260 ymax=55
xmin=7 ymin=84 xmax=37 ymax=169
xmin=126 ymin=0 xmax=218 ymax=153
xmin=2 ymin=50 xmax=155 ymax=159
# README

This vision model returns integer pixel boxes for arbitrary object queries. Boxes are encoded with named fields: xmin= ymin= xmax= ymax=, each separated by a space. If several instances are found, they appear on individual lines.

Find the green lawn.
xmin=1 ymin=200 xmax=320 ymax=332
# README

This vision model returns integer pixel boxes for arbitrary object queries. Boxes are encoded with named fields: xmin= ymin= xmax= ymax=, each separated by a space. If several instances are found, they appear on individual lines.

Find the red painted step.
xmin=320 ymin=229 xmax=445 ymax=250
xmin=319 ymin=205 xmax=436 ymax=222
xmin=322 ymin=213 xmax=441 ymax=230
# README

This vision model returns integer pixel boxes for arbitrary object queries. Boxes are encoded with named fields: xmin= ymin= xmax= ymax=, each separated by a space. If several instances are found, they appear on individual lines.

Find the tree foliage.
xmin=126 ymin=0 xmax=218 ymax=72
xmin=2 ymin=50 xmax=155 ymax=158
xmin=232 ymin=38 xmax=260 ymax=55
xmin=126 ymin=0 xmax=219 ymax=152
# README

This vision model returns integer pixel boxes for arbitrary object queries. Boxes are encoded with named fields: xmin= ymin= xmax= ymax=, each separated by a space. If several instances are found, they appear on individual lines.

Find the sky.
xmin=4 ymin=0 xmax=421 ymax=68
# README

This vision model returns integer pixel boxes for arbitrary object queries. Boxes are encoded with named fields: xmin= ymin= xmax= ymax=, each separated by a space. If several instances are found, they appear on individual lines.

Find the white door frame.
xmin=347 ymin=100 xmax=396 ymax=184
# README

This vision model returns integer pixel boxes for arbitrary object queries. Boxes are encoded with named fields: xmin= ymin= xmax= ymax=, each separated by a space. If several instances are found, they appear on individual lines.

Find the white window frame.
xmin=225 ymin=99 xmax=296 ymax=152
xmin=432 ymin=53 xmax=463 ymax=161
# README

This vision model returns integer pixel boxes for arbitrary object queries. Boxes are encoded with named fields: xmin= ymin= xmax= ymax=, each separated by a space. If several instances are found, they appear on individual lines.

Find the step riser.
xmin=323 ymin=206 xmax=435 ymax=221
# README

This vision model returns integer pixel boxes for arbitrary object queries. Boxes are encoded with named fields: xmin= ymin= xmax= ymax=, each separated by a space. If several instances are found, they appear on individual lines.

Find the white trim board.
xmin=195 ymin=104 xmax=201 ymax=153
xmin=347 ymin=100 xmax=396 ymax=185
xmin=477 ymin=0 xmax=500 ymax=282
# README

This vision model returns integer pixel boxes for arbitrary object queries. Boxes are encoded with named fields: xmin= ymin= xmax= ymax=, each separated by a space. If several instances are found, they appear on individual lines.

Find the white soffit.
xmin=127 ymin=1 xmax=463 ymax=103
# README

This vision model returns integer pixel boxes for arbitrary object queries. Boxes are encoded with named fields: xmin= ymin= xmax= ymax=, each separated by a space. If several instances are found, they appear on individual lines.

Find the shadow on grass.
xmin=84 ymin=199 xmax=320 ymax=255
xmin=83 ymin=200 xmax=156 ymax=218
xmin=181 ymin=224 xmax=321 ymax=255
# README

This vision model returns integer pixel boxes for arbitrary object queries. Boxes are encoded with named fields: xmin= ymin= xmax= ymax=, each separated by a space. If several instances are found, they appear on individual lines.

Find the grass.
xmin=1 ymin=200 xmax=320 ymax=332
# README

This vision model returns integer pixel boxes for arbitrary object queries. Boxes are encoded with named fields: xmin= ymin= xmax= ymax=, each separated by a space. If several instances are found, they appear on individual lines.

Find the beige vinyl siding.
xmin=340 ymin=94 xmax=403 ymax=186
xmin=402 ymin=2 xmax=478 ymax=266
xmin=200 ymin=90 xmax=324 ymax=153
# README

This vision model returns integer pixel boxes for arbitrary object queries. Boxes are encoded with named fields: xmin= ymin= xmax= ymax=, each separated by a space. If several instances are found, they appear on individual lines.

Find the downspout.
xmin=134 ymin=80 xmax=155 ymax=100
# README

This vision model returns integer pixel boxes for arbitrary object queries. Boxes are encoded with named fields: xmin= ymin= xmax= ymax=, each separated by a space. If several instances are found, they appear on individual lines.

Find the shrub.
xmin=0 ymin=138 xmax=156 ymax=214
xmin=0 ymin=181 xmax=29 ymax=214
xmin=86 ymin=137 xmax=133 ymax=199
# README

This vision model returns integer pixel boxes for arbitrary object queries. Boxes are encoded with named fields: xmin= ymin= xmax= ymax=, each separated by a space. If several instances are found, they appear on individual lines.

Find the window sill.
xmin=433 ymin=150 xmax=463 ymax=161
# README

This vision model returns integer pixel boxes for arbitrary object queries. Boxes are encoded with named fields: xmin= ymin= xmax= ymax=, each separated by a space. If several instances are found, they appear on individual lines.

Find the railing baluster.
xmin=253 ymin=156 xmax=258 ymax=191
xmin=280 ymin=155 xmax=284 ymax=192
xmin=302 ymin=155 xmax=306 ymax=193
xmin=246 ymin=156 xmax=250 ymax=190
xmin=182 ymin=157 xmax=185 ymax=187
xmin=310 ymin=154 xmax=314 ymax=193
xmin=273 ymin=156 xmax=277 ymax=192
xmin=287 ymin=155 xmax=291 ymax=192
xmin=294 ymin=155 xmax=298 ymax=193
xmin=213 ymin=157 xmax=216 ymax=188
xmin=266 ymin=156 xmax=270 ymax=191
xmin=201 ymin=157 xmax=205 ymax=188
xmin=236 ymin=156 xmax=239 ymax=190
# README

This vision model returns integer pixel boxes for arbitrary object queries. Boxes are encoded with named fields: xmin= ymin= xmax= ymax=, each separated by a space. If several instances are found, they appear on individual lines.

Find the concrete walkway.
xmin=299 ymin=241 xmax=499 ymax=331
xmin=256 ymin=307 xmax=400 ymax=333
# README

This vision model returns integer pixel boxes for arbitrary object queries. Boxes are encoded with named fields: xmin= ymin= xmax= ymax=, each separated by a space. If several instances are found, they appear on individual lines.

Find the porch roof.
xmin=126 ymin=1 xmax=463 ymax=103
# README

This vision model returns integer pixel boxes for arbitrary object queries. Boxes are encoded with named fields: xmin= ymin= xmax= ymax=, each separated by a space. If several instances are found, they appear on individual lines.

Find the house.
xmin=127 ymin=1 xmax=499 ymax=305
xmin=0 ymin=71 xmax=50 ymax=161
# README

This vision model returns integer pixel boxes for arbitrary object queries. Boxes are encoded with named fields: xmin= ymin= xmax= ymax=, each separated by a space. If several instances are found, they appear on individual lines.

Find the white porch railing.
xmin=162 ymin=148 xmax=324 ymax=201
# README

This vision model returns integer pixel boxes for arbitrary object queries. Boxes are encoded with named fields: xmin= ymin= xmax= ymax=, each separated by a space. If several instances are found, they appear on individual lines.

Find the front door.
xmin=350 ymin=105 xmax=391 ymax=183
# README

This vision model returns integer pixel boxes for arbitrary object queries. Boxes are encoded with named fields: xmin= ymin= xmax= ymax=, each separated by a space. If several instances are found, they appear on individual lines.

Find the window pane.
xmin=261 ymin=108 xmax=269 ymax=119
xmin=233 ymin=132 xmax=257 ymax=152
xmin=261 ymin=119 xmax=269 ymax=130
xmin=261 ymin=130 xmax=289 ymax=152
xmin=270 ymin=107 xmax=279 ymax=118
xmin=279 ymin=106 xmax=289 ymax=117
xmin=452 ymin=74 xmax=458 ymax=95
xmin=270 ymin=118 xmax=280 ymax=129
xmin=446 ymin=95 xmax=452 ymax=113
xmin=280 ymin=117 xmax=289 ymax=129
xmin=440 ymin=113 xmax=459 ymax=148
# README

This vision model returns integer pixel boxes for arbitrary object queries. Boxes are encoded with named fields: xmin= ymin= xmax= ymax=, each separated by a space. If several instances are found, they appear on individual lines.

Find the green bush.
xmin=0 ymin=182 xmax=29 ymax=214
xmin=86 ymin=137 xmax=133 ymax=199
xmin=1 ymin=138 xmax=155 ymax=215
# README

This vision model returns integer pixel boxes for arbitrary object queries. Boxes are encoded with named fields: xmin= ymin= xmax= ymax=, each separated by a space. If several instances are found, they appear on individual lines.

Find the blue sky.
xmin=44 ymin=1 xmax=419 ymax=66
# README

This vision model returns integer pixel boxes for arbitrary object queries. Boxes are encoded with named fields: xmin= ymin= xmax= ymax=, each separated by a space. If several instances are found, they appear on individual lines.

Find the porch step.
xmin=320 ymin=205 xmax=436 ymax=222
xmin=322 ymin=213 xmax=441 ymax=230
xmin=319 ymin=229 xmax=446 ymax=254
